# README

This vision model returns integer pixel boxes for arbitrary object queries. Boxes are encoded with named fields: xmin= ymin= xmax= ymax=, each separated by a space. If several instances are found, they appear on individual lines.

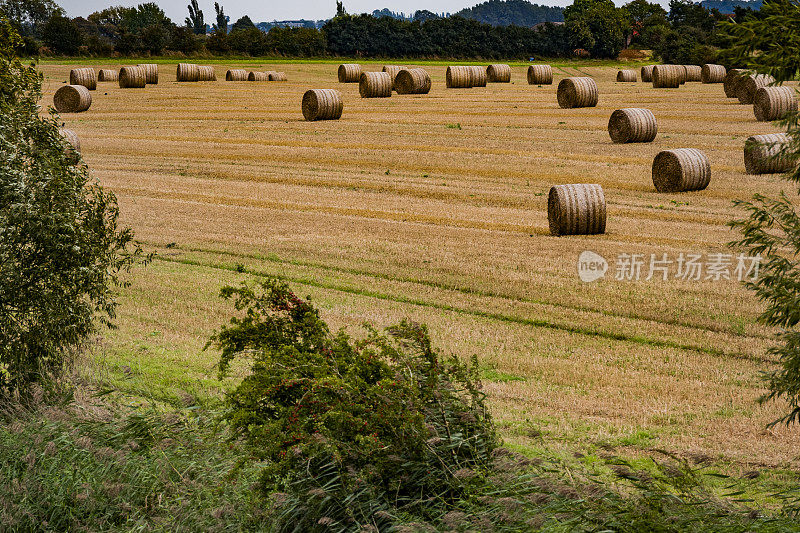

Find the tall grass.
xmin=0 ymin=394 xmax=267 ymax=531
xmin=3 ymin=386 xmax=800 ymax=532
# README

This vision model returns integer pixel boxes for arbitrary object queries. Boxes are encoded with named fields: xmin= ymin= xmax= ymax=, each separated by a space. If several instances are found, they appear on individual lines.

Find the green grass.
xmin=4 ymin=383 xmax=800 ymax=532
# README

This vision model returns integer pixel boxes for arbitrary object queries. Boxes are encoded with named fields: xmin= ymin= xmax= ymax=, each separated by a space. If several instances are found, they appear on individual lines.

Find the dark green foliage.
xmin=322 ymin=14 xmax=571 ymax=59
xmin=211 ymin=25 xmax=325 ymax=57
xmin=212 ymin=1 xmax=227 ymax=35
xmin=652 ymin=0 xmax=726 ymax=63
xmin=231 ymin=14 xmax=255 ymax=33
xmin=265 ymin=26 xmax=326 ymax=56
xmin=624 ymin=0 xmax=669 ymax=49
xmin=564 ymin=0 xmax=628 ymax=58
xmin=454 ymin=0 xmax=564 ymax=27
xmin=413 ymin=9 xmax=441 ymax=22
xmin=208 ymin=279 xmax=498 ymax=529
xmin=40 ymin=14 xmax=83 ymax=54
xmin=80 ymin=3 xmax=173 ymax=56
xmin=12 ymin=0 xmax=730 ymax=61
xmin=0 ymin=0 xmax=62 ymax=35
xmin=185 ymin=0 xmax=204 ymax=35
xmin=0 ymin=17 xmax=140 ymax=393
xmin=720 ymin=0 xmax=800 ymax=425
xmin=169 ymin=24 xmax=202 ymax=54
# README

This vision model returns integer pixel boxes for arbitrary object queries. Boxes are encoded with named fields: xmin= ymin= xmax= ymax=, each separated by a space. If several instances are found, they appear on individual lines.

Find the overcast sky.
xmin=62 ymin=0 xmax=665 ymax=23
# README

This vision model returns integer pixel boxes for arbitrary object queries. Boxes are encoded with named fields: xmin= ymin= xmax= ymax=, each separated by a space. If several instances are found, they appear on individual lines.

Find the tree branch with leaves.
xmin=719 ymin=0 xmax=800 ymax=425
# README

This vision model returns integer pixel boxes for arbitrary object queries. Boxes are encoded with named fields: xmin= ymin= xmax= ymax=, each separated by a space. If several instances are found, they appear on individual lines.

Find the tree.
xmin=623 ymin=0 xmax=668 ymax=48
xmin=564 ymin=0 xmax=627 ymax=58
xmin=112 ymin=3 xmax=173 ymax=55
xmin=0 ymin=0 xmax=62 ymax=34
xmin=454 ymin=0 xmax=564 ymax=27
xmin=185 ymin=0 xmax=204 ymax=35
xmin=0 ymin=16 xmax=141 ymax=393
xmin=335 ymin=1 xmax=346 ymax=17
xmin=212 ymin=2 xmax=227 ymax=34
xmin=40 ymin=14 xmax=83 ymax=54
xmin=170 ymin=24 xmax=202 ymax=53
xmin=412 ymin=9 xmax=440 ymax=22
xmin=719 ymin=0 xmax=800 ymax=425
xmin=230 ymin=14 xmax=255 ymax=33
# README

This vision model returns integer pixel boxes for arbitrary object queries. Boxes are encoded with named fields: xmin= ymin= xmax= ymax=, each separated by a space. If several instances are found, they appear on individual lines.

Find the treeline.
xmin=454 ymin=0 xmax=564 ymax=27
xmin=324 ymin=14 xmax=569 ymax=59
xmin=0 ymin=0 xmax=758 ymax=61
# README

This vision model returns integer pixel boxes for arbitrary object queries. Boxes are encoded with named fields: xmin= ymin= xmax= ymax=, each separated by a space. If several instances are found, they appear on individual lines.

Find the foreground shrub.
xmin=209 ymin=279 xmax=498 ymax=530
xmin=0 ymin=17 xmax=140 ymax=394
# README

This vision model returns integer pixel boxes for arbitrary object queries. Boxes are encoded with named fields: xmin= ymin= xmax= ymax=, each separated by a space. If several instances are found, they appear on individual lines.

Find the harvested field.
xmin=40 ymin=61 xmax=800 ymax=471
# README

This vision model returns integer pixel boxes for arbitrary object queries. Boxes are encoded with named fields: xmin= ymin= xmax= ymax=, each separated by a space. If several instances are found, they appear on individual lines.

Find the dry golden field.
xmin=41 ymin=61 xmax=799 ymax=472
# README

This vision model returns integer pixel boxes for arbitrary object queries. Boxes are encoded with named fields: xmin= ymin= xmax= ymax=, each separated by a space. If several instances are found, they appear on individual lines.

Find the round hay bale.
xmin=470 ymin=66 xmax=487 ymax=87
xmin=97 ymin=69 xmax=118 ymax=82
xmin=53 ymin=85 xmax=91 ymax=113
xmin=684 ymin=65 xmax=702 ymax=82
xmin=268 ymin=71 xmax=287 ymax=81
xmin=547 ymin=184 xmax=606 ymax=236
xmin=677 ymin=66 xmax=687 ymax=85
xmin=737 ymin=73 xmax=775 ymax=105
xmin=302 ymin=89 xmax=343 ymax=121
xmin=137 ymin=63 xmax=158 ymax=84
xmin=198 ymin=66 xmax=216 ymax=81
xmin=724 ymin=68 xmax=746 ymax=98
xmin=177 ymin=63 xmax=200 ymax=82
xmin=652 ymin=65 xmax=681 ymax=88
xmin=754 ymin=86 xmax=798 ymax=122
xmin=394 ymin=68 xmax=431 ymax=95
xmin=119 ymin=66 xmax=146 ymax=88
xmin=382 ymin=65 xmax=406 ymax=88
xmin=744 ymin=133 xmax=794 ymax=175
xmin=616 ymin=69 xmax=637 ymax=82
xmin=359 ymin=71 xmax=392 ymax=98
xmin=641 ymin=65 xmax=655 ymax=83
xmin=69 ymin=68 xmax=96 ymax=91
xmin=701 ymin=64 xmax=726 ymax=84
xmin=527 ymin=64 xmax=553 ymax=85
xmin=248 ymin=71 xmax=269 ymax=81
xmin=557 ymin=77 xmax=598 ymax=109
xmin=58 ymin=128 xmax=80 ymax=155
xmin=487 ymin=64 xmax=511 ymax=83
xmin=608 ymin=108 xmax=657 ymax=144
xmin=652 ymin=148 xmax=710 ymax=192
xmin=446 ymin=66 xmax=473 ymax=88
xmin=338 ymin=64 xmax=361 ymax=83
xmin=226 ymin=69 xmax=247 ymax=82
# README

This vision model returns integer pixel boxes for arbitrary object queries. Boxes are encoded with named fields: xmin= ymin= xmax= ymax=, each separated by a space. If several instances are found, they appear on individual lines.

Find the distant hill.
xmin=453 ymin=0 xmax=564 ymax=27
xmin=700 ymin=0 xmax=762 ymax=13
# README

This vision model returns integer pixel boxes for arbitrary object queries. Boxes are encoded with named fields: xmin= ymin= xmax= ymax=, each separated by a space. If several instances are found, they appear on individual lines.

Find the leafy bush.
xmin=208 ymin=279 xmax=498 ymax=530
xmin=0 ymin=17 xmax=140 ymax=393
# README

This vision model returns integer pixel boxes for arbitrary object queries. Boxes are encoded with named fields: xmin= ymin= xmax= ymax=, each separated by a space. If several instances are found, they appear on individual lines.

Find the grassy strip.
xmin=153 ymin=253 xmax=758 ymax=362
xmin=149 ymin=241 xmax=770 ymax=342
